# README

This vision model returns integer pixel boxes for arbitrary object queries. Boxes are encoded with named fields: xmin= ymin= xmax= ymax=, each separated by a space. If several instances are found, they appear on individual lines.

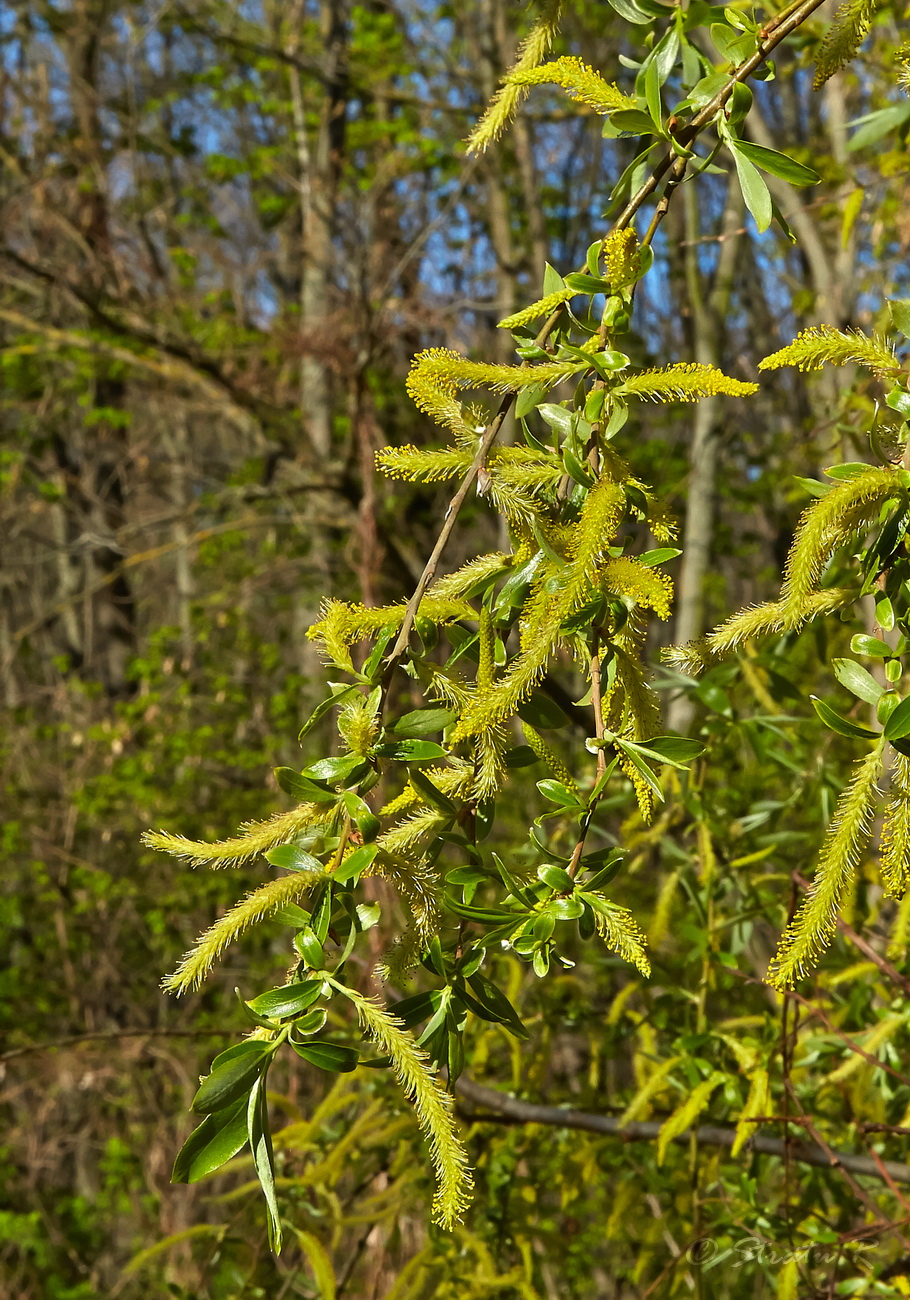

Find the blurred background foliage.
xmin=3 ymin=0 xmax=910 ymax=1295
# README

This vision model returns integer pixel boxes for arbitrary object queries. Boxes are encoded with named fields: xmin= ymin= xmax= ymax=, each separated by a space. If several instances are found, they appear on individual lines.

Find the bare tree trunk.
xmin=667 ymin=178 xmax=744 ymax=732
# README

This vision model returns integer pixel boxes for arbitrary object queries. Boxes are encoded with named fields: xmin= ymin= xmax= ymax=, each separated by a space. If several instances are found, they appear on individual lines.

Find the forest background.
xmin=3 ymin=0 xmax=910 ymax=1296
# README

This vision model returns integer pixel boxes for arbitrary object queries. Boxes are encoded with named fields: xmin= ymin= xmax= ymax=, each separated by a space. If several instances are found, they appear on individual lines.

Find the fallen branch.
xmin=455 ymin=1076 xmax=910 ymax=1186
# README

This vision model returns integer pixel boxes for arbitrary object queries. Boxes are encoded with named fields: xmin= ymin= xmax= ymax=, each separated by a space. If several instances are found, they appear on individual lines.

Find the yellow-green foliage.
xmin=452 ymin=472 xmax=629 ymax=740
xmin=813 ymin=0 xmax=881 ymax=89
xmin=617 ymin=362 xmax=758 ymax=403
xmin=656 ymin=1071 xmax=726 ymax=1164
xmin=427 ymin=553 xmax=510 ymax=601
xmin=308 ymin=596 xmax=475 ymax=672
xmin=332 ymin=984 xmax=473 ymax=1228
xmin=759 ymin=325 xmax=899 ymax=377
xmin=142 ymin=806 xmax=326 ymax=868
xmin=732 ymin=1066 xmax=770 ymax=1157
xmin=163 ymin=868 xmax=328 ymax=993
xmin=505 ymin=56 xmax=636 ymax=115
xmin=606 ymin=636 xmax=664 ymax=820
xmin=466 ymin=0 xmax=564 ymax=153
xmin=880 ymin=753 xmax=910 ymax=898
xmin=376 ymin=445 xmax=472 ymax=482
xmin=617 ymin=1055 xmax=683 ymax=1126
xmin=767 ymin=742 xmax=884 ymax=990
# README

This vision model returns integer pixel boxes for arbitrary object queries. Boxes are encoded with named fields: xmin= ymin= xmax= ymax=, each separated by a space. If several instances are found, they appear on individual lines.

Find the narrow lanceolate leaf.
xmin=732 ymin=140 xmax=820 ymax=187
xmin=330 ymin=982 xmax=473 ymax=1228
xmin=731 ymin=1067 xmax=770 ymax=1157
xmin=813 ymin=0 xmax=881 ymax=89
xmin=656 ymin=1072 xmax=726 ymax=1165
xmin=767 ymin=742 xmax=884 ymax=989
xmin=172 ymin=1096 xmax=249 ymax=1183
xmin=731 ymin=144 xmax=772 ymax=233
xmin=248 ymin=1076 xmax=282 ymax=1253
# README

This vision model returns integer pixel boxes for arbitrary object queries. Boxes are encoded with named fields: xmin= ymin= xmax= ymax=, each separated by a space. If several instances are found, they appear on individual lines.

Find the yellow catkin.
xmin=163 ymin=869 xmax=327 ymax=993
xmin=813 ymin=0 xmax=882 ymax=89
xmin=498 ymin=287 xmax=575 ymax=331
xmin=618 ymin=362 xmax=759 ymax=403
xmin=880 ymin=752 xmax=910 ymax=898
xmin=335 ymin=985 xmax=473 ymax=1228
xmin=759 ymin=325 xmax=899 ymax=377
xmin=768 ymin=743 xmax=884 ymax=989
xmin=604 ymin=228 xmax=641 ymax=288
xmin=505 ymin=56 xmax=635 ymax=115
xmin=466 ymin=0 xmax=564 ymax=153
xmin=142 ymin=806 xmax=324 ymax=868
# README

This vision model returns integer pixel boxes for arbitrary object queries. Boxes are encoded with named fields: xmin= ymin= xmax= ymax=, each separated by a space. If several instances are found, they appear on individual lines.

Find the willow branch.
xmin=455 ymin=1077 xmax=910 ymax=1186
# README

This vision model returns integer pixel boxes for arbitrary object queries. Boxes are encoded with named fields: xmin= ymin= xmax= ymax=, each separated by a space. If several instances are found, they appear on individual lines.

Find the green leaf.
xmin=537 ymin=779 xmax=583 ymax=808
xmin=730 ymin=144 xmax=772 ymax=233
xmin=886 ymin=386 xmax=910 ymax=418
xmin=302 ymin=754 xmax=366 ymax=784
xmin=249 ymin=980 xmax=323 ymax=1020
xmin=542 ymin=262 xmax=564 ymax=295
xmin=274 ymin=769 xmax=337 ymax=803
xmin=831 ymin=658 xmax=884 ymax=706
xmin=373 ymin=739 xmax=447 ymax=761
xmin=291 ymin=1040 xmax=359 ymax=1072
xmin=644 ymin=56 xmax=662 ymax=129
xmin=538 ymin=863 xmax=574 ymax=891
xmin=333 ymin=842 xmax=379 ymax=884
xmin=192 ymin=1042 xmax=271 ymax=1115
xmin=889 ymin=300 xmax=910 ymax=340
xmin=810 ymin=696 xmax=878 ymax=740
xmin=732 ymin=140 xmax=820 ymax=186
xmin=391 ymin=707 xmax=457 ymax=736
xmin=605 ymin=0 xmax=652 ymax=22
xmin=265 ymin=844 xmax=323 ymax=874
xmin=504 ymin=745 xmax=540 ymax=768
xmin=409 ymin=768 xmax=457 ymax=814
xmin=563 ymin=272 xmax=612 ymax=294
xmin=298 ymin=685 xmax=359 ymax=742
xmin=637 ymin=736 xmax=705 ymax=765
xmin=466 ymin=972 xmax=528 ymax=1038
xmin=172 ymin=1096 xmax=249 ymax=1184
xmin=637 ymin=547 xmax=682 ymax=567
xmin=851 ymin=634 xmax=895 ymax=659
xmin=848 ymin=104 xmax=910 ymax=152
xmin=582 ymin=850 xmax=624 ymax=889
xmin=294 ymin=925 xmax=325 ymax=968
xmin=884 ymin=696 xmax=910 ymax=742
xmin=518 ymin=692 xmax=569 ymax=730
xmin=610 ymin=108 xmax=662 ymax=135
xmin=342 ymin=792 xmax=380 ymax=841
xmin=247 ymin=1078 xmax=282 ymax=1253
